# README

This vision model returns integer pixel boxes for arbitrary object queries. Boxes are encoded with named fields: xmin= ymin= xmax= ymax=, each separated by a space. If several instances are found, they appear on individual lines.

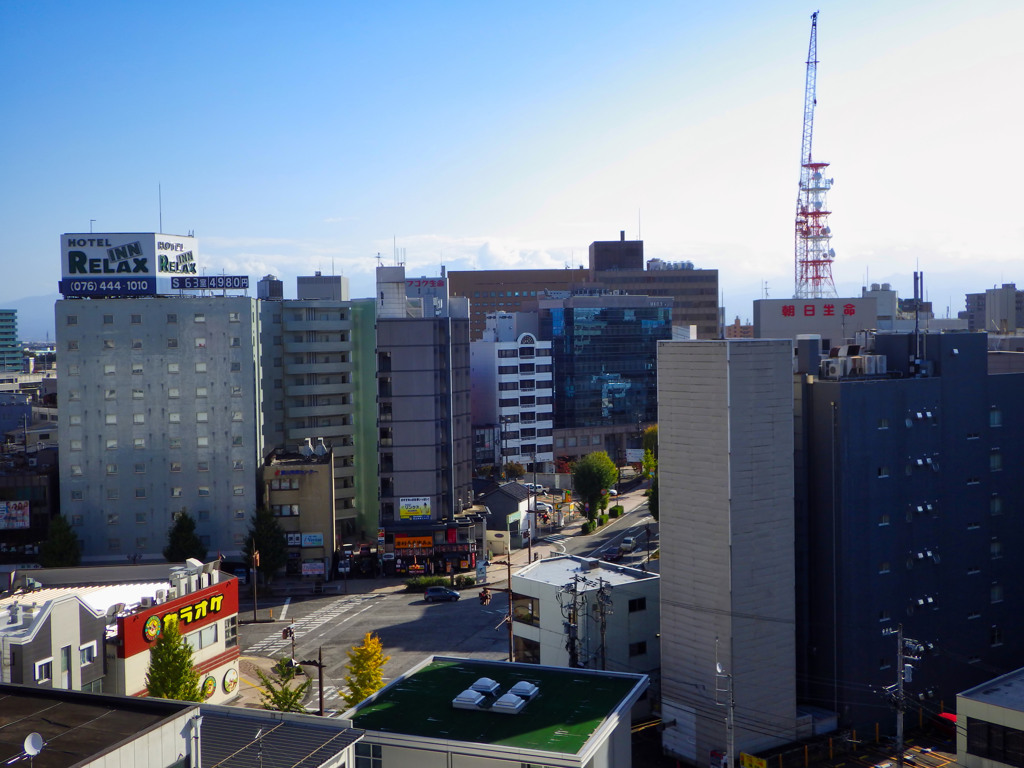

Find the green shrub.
xmin=609 ymin=505 xmax=624 ymax=518
xmin=581 ymin=521 xmax=593 ymax=535
xmin=403 ymin=576 xmax=451 ymax=593
xmin=599 ymin=514 xmax=609 ymax=527
xmin=453 ymin=575 xmax=475 ymax=589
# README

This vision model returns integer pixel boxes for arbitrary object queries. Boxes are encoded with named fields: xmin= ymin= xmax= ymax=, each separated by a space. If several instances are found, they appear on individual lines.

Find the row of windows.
xmin=66 ymin=312 xmax=241 ymax=325
xmin=93 ymin=386 xmax=245 ymax=400
xmin=68 ymin=411 xmax=247 ymax=426
xmin=70 ymin=485 xmax=247 ymax=502
xmin=69 ymin=435 xmax=246 ymax=450
xmin=68 ymin=361 xmax=242 ymax=376
xmin=73 ymin=460 xmax=245 ymax=475
xmin=34 ymin=641 xmax=98 ymax=683
xmin=68 ymin=336 xmax=243 ymax=351
xmin=69 ymin=509 xmax=247 ymax=527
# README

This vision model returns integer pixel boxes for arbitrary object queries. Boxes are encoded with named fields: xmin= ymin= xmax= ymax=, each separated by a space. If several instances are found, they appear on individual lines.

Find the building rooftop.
xmin=514 ymin=554 xmax=659 ymax=589
xmin=960 ymin=666 xmax=1024 ymax=711
xmin=347 ymin=656 xmax=646 ymax=755
xmin=0 ymin=684 xmax=191 ymax=767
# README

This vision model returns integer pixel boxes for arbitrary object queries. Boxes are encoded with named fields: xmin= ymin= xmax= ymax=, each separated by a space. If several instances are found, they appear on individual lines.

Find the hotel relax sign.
xmin=59 ymin=232 xmax=199 ymax=297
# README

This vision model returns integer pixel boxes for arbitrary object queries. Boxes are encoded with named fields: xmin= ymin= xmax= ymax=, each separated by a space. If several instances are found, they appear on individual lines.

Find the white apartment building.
xmin=470 ymin=312 xmax=553 ymax=470
xmin=56 ymin=296 xmax=262 ymax=561
xmin=510 ymin=555 xmax=660 ymax=680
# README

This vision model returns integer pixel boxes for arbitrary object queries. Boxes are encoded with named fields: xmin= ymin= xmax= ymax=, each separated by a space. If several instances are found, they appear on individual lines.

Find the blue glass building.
xmin=541 ymin=295 xmax=672 ymax=434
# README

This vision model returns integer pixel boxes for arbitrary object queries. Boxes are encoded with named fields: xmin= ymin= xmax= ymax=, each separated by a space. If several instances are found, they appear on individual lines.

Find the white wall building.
xmin=56 ymin=296 xmax=262 ymax=561
xmin=658 ymin=339 xmax=800 ymax=763
xmin=470 ymin=312 xmax=553 ymax=470
xmin=510 ymin=555 xmax=660 ymax=680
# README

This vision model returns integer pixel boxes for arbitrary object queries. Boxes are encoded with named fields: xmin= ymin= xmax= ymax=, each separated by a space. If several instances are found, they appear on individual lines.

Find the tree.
xmin=642 ymin=425 xmax=659 ymax=458
xmin=163 ymin=511 xmax=207 ymax=562
xmin=641 ymin=448 xmax=658 ymax=480
xmin=342 ymin=632 xmax=390 ymax=706
xmin=648 ymin=475 xmax=659 ymax=521
xmin=503 ymin=461 xmax=526 ymax=480
xmin=242 ymin=507 xmax=288 ymax=584
xmin=39 ymin=515 xmax=81 ymax=567
xmin=571 ymin=451 xmax=619 ymax=520
xmin=258 ymin=656 xmax=312 ymax=712
xmin=145 ymin=615 xmax=202 ymax=701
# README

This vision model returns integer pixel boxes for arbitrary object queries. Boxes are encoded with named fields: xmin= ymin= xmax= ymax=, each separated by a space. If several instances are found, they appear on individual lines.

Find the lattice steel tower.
xmin=794 ymin=11 xmax=837 ymax=299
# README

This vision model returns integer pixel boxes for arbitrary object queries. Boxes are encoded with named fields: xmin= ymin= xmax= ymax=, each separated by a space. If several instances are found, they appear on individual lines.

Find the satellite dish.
xmin=715 ymin=662 xmax=724 ymax=674
xmin=24 ymin=732 xmax=44 ymax=756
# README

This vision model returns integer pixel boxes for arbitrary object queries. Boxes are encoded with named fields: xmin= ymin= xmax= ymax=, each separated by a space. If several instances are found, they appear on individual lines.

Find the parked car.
xmin=619 ymin=536 xmax=637 ymax=553
xmin=534 ymin=501 xmax=553 ymax=513
xmin=424 ymin=586 xmax=460 ymax=603
xmin=606 ymin=489 xmax=619 ymax=497
xmin=601 ymin=547 xmax=623 ymax=562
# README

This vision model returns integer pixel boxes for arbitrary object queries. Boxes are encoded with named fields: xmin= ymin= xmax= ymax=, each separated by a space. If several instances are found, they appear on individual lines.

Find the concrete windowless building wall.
xmin=658 ymin=339 xmax=798 ymax=764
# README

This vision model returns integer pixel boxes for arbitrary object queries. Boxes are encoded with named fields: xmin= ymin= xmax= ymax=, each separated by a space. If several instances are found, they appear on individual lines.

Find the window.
xmin=167 ymin=313 xmax=177 ymax=324
xmin=167 ymin=362 xmax=179 ymax=374
xmin=196 ymin=386 xmax=208 ymax=398
xmin=196 ymin=412 xmax=208 ymax=423
xmin=105 ymin=438 xmax=118 ymax=450
xmin=169 ymin=438 xmax=181 ymax=449
xmin=232 ymin=436 xmax=243 ymax=447
xmin=132 ymin=388 xmax=144 ymax=399
xmin=198 ymin=487 xmax=211 ymax=497
xmin=186 ymin=623 xmax=218 ymax=651
xmin=167 ymin=338 xmax=178 ymax=348
xmin=992 ymin=583 xmax=1004 ymax=603
xmin=197 ymin=461 xmax=210 ymax=472
xmin=71 ymin=515 xmax=83 ymax=526
xmin=628 ymin=641 xmax=648 ymax=657
xmin=225 ymin=615 xmax=238 ymax=647
xmin=69 ymin=390 xmax=81 ymax=401
xmin=104 ymin=388 xmax=117 ymax=401
xmin=168 ymin=387 xmax=179 ymax=398
xmin=992 ymin=496 xmax=1003 ymax=516
xmin=107 ymin=538 xmax=120 ymax=551
xmin=991 ymin=450 xmax=1003 ymax=471
xmin=135 ymin=488 xmax=146 ymax=499
xmin=103 ymin=314 xmax=114 ymax=325
xmin=103 ymin=339 xmax=115 ymax=350
xmin=131 ymin=339 xmax=142 ymax=350
xmin=105 ymin=413 xmax=117 ymax=425
xmin=171 ymin=487 xmax=182 ymax=498
xmin=197 ymin=436 xmax=209 ymax=447
xmin=170 ymin=461 xmax=182 ymax=472
xmin=234 ymin=509 xmax=246 ymax=519
xmin=195 ymin=337 xmax=207 ymax=348
xmin=69 ymin=415 xmax=82 ymax=426
xmin=628 ymin=597 xmax=647 ymax=613
xmin=67 ymin=340 xmax=79 ymax=351
xmin=70 ymin=490 xmax=83 ymax=501
xmin=232 ymin=460 xmax=244 ymax=471
xmin=103 ymin=364 xmax=115 ymax=375
xmin=878 ymin=513 xmax=890 ymax=526
xmin=355 ymin=743 xmax=382 ymax=768
xmin=133 ymin=413 xmax=145 ymax=425
xmin=70 ymin=465 xmax=83 ymax=477
xmin=991 ymin=538 xmax=1003 ymax=559
xmin=880 ymin=561 xmax=891 ymax=573
xmin=134 ymin=463 xmax=145 ymax=474
xmin=230 ymin=337 xmax=240 ymax=348
xmin=107 ymin=513 xmax=119 ymax=524
xmin=232 ymin=411 xmax=243 ymax=422
xmin=231 ymin=386 xmax=242 ymax=397
xmin=194 ymin=313 xmax=206 ymax=323
xmin=70 ymin=439 xmax=82 ymax=451
xmin=80 ymin=641 xmax=97 ymax=665
xmin=990 ymin=408 xmax=1003 ymax=427
xmin=66 ymin=315 xmax=78 ymax=325
xmin=228 ymin=312 xmax=240 ymax=322
xmin=877 ymin=466 xmax=890 ymax=478
xmin=132 ymin=362 xmax=144 ymax=375
xmin=233 ymin=485 xmax=245 ymax=496
xmin=169 ymin=413 xmax=181 ymax=424
xmin=879 ymin=610 xmax=891 ymax=623
xmin=34 ymin=658 xmax=53 ymax=683
xmin=105 ymin=463 xmax=118 ymax=475
xmin=133 ymin=437 xmax=145 ymax=449
xmin=230 ymin=362 xmax=241 ymax=372
xmin=195 ymin=362 xmax=207 ymax=373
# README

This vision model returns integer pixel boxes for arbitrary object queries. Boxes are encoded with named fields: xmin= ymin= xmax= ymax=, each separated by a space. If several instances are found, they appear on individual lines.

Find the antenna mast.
xmin=794 ymin=11 xmax=837 ymax=299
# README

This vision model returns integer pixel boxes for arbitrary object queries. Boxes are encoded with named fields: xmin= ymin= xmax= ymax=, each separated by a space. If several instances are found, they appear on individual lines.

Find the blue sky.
xmin=2 ymin=0 xmax=1022 ymax=330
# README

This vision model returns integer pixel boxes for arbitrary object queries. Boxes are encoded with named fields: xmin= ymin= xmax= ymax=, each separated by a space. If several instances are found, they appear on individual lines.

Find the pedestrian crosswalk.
xmin=245 ymin=594 xmax=383 ymax=657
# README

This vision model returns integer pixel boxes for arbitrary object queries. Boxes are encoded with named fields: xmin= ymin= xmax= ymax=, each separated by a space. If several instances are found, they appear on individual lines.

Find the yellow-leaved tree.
xmin=342 ymin=632 xmax=390 ymax=706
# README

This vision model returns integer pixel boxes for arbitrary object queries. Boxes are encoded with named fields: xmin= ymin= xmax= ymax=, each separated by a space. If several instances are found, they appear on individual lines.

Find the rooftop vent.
xmin=470 ymin=677 xmax=500 ymax=695
xmin=300 ymin=438 xmax=314 ymax=457
xmin=453 ymin=689 xmax=486 ymax=710
xmin=508 ymin=681 xmax=539 ymax=701
xmin=492 ymin=693 xmax=526 ymax=714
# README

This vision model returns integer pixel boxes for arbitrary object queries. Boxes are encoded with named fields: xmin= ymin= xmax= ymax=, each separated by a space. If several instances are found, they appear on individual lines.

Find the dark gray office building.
xmin=797 ymin=332 xmax=1024 ymax=728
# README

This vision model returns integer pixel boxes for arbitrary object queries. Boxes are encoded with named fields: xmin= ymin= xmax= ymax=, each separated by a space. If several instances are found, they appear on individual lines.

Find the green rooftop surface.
xmin=350 ymin=659 xmax=639 ymax=755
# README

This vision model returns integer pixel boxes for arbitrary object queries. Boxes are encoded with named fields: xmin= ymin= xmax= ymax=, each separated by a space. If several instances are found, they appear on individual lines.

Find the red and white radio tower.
xmin=794 ymin=11 xmax=837 ymax=299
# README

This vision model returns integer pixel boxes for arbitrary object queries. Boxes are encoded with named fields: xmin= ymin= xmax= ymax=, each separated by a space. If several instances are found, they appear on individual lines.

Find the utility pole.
xmin=298 ymin=647 xmax=325 ymax=716
xmin=596 ymin=578 xmax=613 ymax=670
xmin=882 ymin=624 xmax=922 ymax=768
xmin=715 ymin=642 xmax=736 ymax=768
xmin=560 ymin=575 xmax=582 ymax=668
xmin=251 ymin=546 xmax=260 ymax=623
xmin=492 ymin=558 xmax=514 ymax=661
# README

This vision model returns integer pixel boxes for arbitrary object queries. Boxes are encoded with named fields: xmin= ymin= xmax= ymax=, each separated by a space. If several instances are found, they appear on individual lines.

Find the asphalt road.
xmin=238 ymin=493 xmax=658 ymax=714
